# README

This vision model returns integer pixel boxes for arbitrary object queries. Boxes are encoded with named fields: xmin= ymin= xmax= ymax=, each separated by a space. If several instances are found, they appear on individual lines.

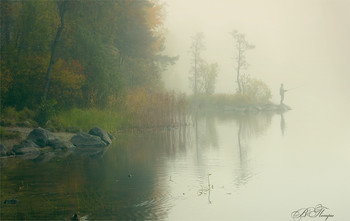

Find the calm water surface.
xmin=1 ymin=100 xmax=350 ymax=220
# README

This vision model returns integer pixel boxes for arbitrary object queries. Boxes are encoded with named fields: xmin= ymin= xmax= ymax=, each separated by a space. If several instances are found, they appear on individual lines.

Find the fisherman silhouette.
xmin=280 ymin=83 xmax=287 ymax=104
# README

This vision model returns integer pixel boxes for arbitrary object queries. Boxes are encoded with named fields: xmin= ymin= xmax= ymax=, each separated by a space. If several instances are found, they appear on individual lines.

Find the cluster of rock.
xmin=1 ymin=127 xmax=114 ymax=159
xmin=224 ymin=103 xmax=291 ymax=113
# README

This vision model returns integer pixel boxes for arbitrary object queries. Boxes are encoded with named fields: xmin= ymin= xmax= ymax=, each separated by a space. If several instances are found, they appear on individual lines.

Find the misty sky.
xmin=162 ymin=0 xmax=350 ymax=106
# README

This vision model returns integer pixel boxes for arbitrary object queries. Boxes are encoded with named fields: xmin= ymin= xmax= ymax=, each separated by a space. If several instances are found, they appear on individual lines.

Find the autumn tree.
xmin=240 ymin=74 xmax=271 ymax=102
xmin=231 ymin=30 xmax=255 ymax=94
xmin=0 ymin=0 xmax=175 ymax=110
xmin=1 ymin=1 xmax=58 ymax=108
xmin=43 ymin=0 xmax=69 ymax=101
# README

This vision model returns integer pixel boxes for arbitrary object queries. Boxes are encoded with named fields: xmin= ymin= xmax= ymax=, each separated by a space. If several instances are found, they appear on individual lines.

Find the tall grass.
xmin=124 ymin=88 xmax=188 ymax=129
xmin=55 ymin=108 xmax=128 ymax=132
xmin=55 ymin=88 xmax=189 ymax=132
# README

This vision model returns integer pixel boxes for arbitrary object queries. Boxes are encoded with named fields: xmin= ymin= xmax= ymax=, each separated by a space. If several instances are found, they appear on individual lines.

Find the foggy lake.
xmin=2 ymin=92 xmax=349 ymax=220
xmin=1 ymin=0 xmax=349 ymax=220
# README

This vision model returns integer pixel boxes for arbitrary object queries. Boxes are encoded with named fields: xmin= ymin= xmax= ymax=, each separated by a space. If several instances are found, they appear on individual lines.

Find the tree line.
xmin=189 ymin=31 xmax=271 ymax=102
xmin=0 ymin=0 xmax=177 ymax=110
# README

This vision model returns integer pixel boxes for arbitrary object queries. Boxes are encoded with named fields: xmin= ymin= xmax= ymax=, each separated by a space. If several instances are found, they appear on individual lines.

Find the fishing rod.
xmin=286 ymin=86 xmax=302 ymax=91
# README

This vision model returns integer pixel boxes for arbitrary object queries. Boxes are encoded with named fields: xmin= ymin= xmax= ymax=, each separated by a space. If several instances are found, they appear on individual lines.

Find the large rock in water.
xmin=27 ymin=127 xmax=75 ymax=150
xmin=27 ymin=127 xmax=59 ymax=147
xmin=88 ymin=127 xmax=112 ymax=145
xmin=70 ymin=132 xmax=107 ymax=148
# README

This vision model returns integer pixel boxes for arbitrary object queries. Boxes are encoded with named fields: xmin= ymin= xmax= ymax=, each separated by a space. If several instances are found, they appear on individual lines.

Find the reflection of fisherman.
xmin=280 ymin=84 xmax=287 ymax=104
xmin=280 ymin=114 xmax=285 ymax=136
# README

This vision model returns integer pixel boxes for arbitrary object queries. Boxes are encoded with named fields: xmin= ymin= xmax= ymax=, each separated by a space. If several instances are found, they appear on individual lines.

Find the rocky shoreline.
xmin=0 ymin=127 xmax=114 ymax=160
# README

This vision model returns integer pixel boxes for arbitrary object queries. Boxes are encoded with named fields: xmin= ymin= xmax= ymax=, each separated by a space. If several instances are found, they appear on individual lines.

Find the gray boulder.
xmin=88 ymin=127 xmax=112 ymax=145
xmin=70 ymin=132 xmax=107 ymax=148
xmin=0 ymin=143 xmax=8 ymax=156
xmin=27 ymin=127 xmax=59 ymax=147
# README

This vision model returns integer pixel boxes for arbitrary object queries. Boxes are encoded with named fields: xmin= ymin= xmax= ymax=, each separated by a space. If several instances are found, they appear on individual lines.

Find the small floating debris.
xmin=128 ymin=174 xmax=133 ymax=178
xmin=3 ymin=199 xmax=18 ymax=205
xmin=71 ymin=213 xmax=79 ymax=220
xmin=71 ymin=213 xmax=89 ymax=221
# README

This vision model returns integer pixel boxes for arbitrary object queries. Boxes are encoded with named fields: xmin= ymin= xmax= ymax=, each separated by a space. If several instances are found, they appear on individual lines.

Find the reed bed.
xmin=124 ymin=88 xmax=189 ymax=130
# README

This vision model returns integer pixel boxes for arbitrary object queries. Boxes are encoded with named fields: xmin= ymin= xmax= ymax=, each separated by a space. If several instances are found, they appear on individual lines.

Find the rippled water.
xmin=1 ymin=102 xmax=350 ymax=220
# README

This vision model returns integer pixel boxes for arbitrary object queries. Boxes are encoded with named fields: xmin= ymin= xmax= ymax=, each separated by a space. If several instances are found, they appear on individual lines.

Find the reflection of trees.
xmin=236 ymin=121 xmax=249 ymax=186
xmin=235 ymin=112 xmax=273 ymax=139
xmin=217 ymin=112 xmax=273 ymax=186
xmin=236 ymin=112 xmax=273 ymax=185
xmin=190 ymin=111 xmax=273 ymax=187
xmin=192 ymin=112 xmax=219 ymax=151
xmin=1 ymin=133 xmax=179 ymax=220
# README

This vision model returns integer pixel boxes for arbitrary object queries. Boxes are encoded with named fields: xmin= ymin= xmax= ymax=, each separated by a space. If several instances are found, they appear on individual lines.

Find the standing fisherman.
xmin=280 ymin=83 xmax=287 ymax=104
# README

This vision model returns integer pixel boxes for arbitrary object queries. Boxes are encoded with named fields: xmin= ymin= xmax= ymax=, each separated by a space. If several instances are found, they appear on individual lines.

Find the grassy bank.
xmin=189 ymin=93 xmax=272 ymax=111
xmin=54 ymin=108 xmax=128 ymax=132
xmin=0 ymin=88 xmax=189 ymax=134
xmin=1 ymin=89 xmax=274 ymax=135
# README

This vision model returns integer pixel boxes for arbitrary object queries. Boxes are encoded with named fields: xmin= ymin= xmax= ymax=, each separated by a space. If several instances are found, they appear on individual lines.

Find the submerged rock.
xmin=4 ymin=199 xmax=18 ymax=205
xmin=13 ymin=139 xmax=40 ymax=151
xmin=70 ymin=132 xmax=107 ymax=148
xmin=88 ymin=127 xmax=112 ymax=145
xmin=12 ymin=140 xmax=40 ymax=159
xmin=50 ymin=139 xmax=75 ymax=150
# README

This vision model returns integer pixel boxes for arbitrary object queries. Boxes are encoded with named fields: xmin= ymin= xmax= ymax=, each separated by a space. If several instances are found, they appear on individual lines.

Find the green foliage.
xmin=1 ymin=107 xmax=37 ymax=127
xmin=2 ymin=107 xmax=18 ymax=121
xmin=1 ymin=0 xmax=173 ymax=110
xmin=35 ymin=99 xmax=58 ymax=126
xmin=0 ymin=127 xmax=21 ymax=139
xmin=53 ymin=89 xmax=188 ymax=132
xmin=17 ymin=107 xmax=36 ymax=121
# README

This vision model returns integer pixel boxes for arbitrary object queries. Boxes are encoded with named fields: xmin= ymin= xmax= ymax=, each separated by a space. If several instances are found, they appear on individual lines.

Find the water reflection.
xmin=280 ymin=114 xmax=286 ymax=136
xmin=191 ymin=111 xmax=273 ymax=188
xmin=1 ymin=111 xmax=278 ymax=220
